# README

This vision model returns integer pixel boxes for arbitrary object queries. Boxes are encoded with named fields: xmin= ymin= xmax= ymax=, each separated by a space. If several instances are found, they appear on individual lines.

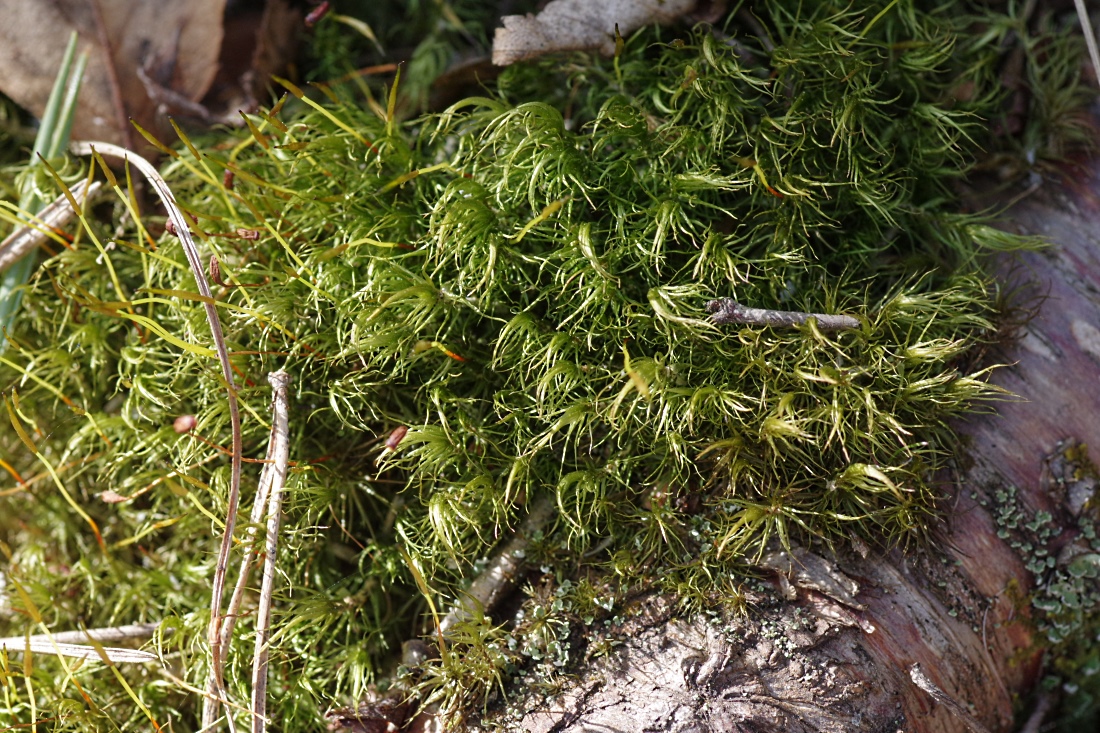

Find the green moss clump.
xmin=0 ymin=1 xmax=1091 ymax=729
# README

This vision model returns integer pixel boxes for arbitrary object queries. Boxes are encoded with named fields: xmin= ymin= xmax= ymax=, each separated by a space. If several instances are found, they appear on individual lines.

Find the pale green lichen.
xmin=980 ymin=442 xmax=1100 ymax=730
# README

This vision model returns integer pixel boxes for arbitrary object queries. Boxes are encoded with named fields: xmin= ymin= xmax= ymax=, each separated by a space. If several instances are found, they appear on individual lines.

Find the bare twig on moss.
xmin=213 ymin=378 xmax=287 ymax=724
xmin=705 ymin=298 xmax=861 ymax=331
xmin=219 ymin=408 xmax=280 ymax=652
xmin=0 ymin=640 xmax=157 ymax=664
xmin=250 ymin=370 xmax=292 ymax=733
xmin=69 ymin=140 xmax=244 ymax=729
xmin=0 ymin=622 xmax=157 ymax=646
xmin=0 ymin=179 xmax=102 ymax=271
xmin=439 ymin=496 xmax=555 ymax=637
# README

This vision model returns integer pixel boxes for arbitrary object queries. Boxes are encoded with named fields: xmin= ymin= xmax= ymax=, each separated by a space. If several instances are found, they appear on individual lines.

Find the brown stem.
xmin=70 ymin=141 xmax=243 ymax=730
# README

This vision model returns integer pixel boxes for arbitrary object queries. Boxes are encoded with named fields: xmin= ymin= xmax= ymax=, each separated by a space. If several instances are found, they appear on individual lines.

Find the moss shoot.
xmin=0 ymin=1 xmax=1093 ymax=730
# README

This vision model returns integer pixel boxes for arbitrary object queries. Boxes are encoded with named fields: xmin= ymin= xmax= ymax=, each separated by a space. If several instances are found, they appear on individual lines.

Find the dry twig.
xmin=0 ymin=622 xmax=159 ymax=664
xmin=1074 ymin=0 xmax=1100 ymax=87
xmin=250 ymin=370 xmax=292 ymax=733
xmin=0 ymin=179 xmax=102 ymax=271
xmin=706 ymin=298 xmax=861 ymax=331
xmin=439 ymin=496 xmax=555 ymax=636
xmin=219 ymin=410 xmax=280 ymax=652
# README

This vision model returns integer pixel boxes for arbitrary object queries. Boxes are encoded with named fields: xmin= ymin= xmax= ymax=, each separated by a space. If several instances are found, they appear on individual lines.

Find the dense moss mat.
xmin=0 ymin=1 xmax=1093 ymax=729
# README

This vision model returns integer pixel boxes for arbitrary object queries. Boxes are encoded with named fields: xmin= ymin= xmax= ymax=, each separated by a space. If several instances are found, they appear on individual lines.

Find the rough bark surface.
xmin=478 ymin=162 xmax=1100 ymax=733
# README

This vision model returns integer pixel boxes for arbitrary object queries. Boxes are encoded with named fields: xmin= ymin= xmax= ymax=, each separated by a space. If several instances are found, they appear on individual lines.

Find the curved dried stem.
xmin=69 ymin=140 xmax=243 ymax=729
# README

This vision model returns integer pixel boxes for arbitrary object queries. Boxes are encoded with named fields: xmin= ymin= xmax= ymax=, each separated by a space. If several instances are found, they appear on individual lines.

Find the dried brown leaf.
xmin=0 ymin=0 xmax=225 ymax=147
xmin=203 ymin=0 xmax=302 ymax=120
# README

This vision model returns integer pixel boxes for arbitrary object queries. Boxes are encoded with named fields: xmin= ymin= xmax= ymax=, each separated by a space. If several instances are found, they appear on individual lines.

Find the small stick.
xmin=250 ymin=371 xmax=292 ymax=733
xmin=218 ymin=438 xmax=278 ymax=652
xmin=0 ymin=622 xmax=159 ymax=664
xmin=136 ymin=64 xmax=246 ymax=127
xmin=0 ymin=179 xmax=102 ymax=271
xmin=202 ymin=398 xmax=281 ymax=719
xmin=0 ymin=622 xmax=157 ymax=646
xmin=706 ymin=298 xmax=860 ymax=331
xmin=439 ymin=496 xmax=555 ymax=636
xmin=909 ymin=663 xmax=993 ymax=733
xmin=0 ymin=640 xmax=157 ymax=664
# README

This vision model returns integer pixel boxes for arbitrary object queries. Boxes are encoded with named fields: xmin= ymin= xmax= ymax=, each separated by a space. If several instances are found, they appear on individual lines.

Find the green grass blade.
xmin=0 ymin=31 xmax=85 ymax=349
xmin=29 ymin=31 xmax=79 ymax=168
xmin=48 ymin=47 xmax=88 ymax=159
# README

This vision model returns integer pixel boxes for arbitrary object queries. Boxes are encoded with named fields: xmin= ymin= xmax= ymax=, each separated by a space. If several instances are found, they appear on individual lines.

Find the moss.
xmin=0 ymin=1 xmax=1093 ymax=730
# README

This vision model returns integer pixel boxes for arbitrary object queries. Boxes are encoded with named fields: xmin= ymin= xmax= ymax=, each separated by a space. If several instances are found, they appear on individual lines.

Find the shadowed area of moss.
xmin=0 ymin=1 xmax=1093 ymax=730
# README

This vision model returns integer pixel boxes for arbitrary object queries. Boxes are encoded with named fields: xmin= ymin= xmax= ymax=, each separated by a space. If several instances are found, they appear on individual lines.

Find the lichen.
xmin=981 ymin=441 xmax=1100 ymax=729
